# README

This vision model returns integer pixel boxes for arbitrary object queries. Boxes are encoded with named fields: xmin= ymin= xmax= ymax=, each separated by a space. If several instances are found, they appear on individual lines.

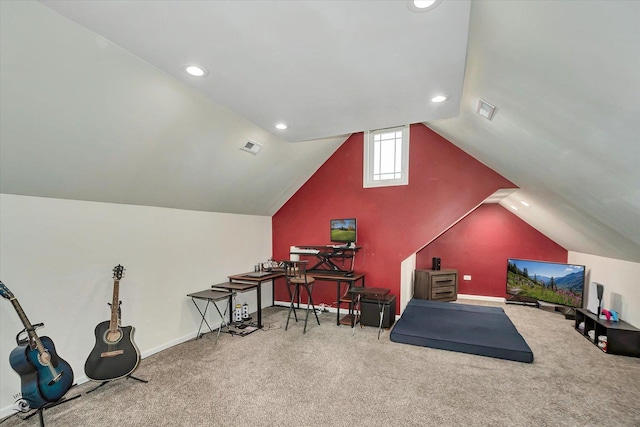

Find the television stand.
xmin=574 ymin=308 xmax=640 ymax=357
xmin=553 ymin=306 xmax=576 ymax=320
xmin=505 ymin=295 xmax=539 ymax=307
xmin=507 ymin=297 xmax=576 ymax=319
xmin=537 ymin=302 xmax=577 ymax=319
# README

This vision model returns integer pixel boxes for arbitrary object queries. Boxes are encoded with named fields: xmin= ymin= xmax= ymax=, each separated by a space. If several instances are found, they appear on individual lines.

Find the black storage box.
xmin=361 ymin=294 xmax=396 ymax=328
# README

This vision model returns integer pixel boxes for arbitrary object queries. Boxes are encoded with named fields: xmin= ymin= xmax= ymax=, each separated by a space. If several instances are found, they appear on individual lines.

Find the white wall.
xmin=0 ymin=194 xmax=272 ymax=416
xmin=569 ymin=251 xmax=640 ymax=328
xmin=400 ymin=254 xmax=416 ymax=313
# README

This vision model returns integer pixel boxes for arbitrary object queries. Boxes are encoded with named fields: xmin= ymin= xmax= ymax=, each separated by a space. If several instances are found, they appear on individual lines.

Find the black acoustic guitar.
xmin=84 ymin=265 xmax=140 ymax=381
xmin=0 ymin=281 xmax=74 ymax=410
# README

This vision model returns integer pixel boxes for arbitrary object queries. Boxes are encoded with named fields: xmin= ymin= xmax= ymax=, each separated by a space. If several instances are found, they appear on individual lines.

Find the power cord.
xmin=261 ymin=322 xmax=281 ymax=331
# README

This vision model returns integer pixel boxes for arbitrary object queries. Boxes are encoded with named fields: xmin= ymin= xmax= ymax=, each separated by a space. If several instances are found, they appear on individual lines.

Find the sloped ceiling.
xmin=38 ymin=0 xmax=471 ymax=143
xmin=0 ymin=1 xmax=638 ymax=263
xmin=429 ymin=1 xmax=640 ymax=263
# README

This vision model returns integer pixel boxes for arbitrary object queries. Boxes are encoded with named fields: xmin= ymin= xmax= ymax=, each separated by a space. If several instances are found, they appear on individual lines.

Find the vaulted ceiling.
xmin=1 ymin=1 xmax=638 ymax=263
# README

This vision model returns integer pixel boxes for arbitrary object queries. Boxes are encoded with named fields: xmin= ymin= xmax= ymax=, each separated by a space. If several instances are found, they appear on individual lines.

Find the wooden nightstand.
xmin=414 ymin=269 xmax=458 ymax=301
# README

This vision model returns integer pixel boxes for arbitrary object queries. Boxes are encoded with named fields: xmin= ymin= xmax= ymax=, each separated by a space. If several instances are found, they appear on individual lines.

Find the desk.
xmin=226 ymin=271 xmax=285 ymax=329
xmin=348 ymin=287 xmax=390 ymax=339
xmin=187 ymin=289 xmax=236 ymax=343
xmin=307 ymin=272 xmax=365 ymax=326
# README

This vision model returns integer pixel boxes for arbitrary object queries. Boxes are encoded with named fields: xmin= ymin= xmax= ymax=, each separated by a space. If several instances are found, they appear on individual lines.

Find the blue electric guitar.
xmin=84 ymin=265 xmax=140 ymax=381
xmin=0 ymin=281 xmax=74 ymax=410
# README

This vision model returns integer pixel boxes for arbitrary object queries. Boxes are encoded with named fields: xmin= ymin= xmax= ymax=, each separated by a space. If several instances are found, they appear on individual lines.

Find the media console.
xmin=574 ymin=308 xmax=640 ymax=357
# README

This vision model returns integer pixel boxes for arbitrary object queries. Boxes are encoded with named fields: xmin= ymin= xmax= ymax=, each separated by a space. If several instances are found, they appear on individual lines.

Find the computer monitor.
xmin=330 ymin=218 xmax=357 ymax=244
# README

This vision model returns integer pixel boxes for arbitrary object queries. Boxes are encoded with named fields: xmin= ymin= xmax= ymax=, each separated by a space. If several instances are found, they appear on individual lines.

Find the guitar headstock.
xmin=0 ymin=281 xmax=15 ymax=300
xmin=112 ymin=265 xmax=125 ymax=280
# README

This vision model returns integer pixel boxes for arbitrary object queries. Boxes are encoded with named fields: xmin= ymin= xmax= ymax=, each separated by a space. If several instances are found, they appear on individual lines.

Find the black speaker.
xmin=596 ymin=283 xmax=604 ymax=317
xmin=432 ymin=257 xmax=441 ymax=271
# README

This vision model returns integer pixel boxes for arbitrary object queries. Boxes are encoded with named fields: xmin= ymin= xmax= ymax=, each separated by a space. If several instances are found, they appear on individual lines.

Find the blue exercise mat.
xmin=390 ymin=299 xmax=534 ymax=363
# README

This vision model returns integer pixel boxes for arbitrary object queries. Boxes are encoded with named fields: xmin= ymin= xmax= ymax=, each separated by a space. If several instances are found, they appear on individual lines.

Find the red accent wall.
xmin=416 ymin=204 xmax=567 ymax=297
xmin=272 ymin=124 xmax=517 ymax=308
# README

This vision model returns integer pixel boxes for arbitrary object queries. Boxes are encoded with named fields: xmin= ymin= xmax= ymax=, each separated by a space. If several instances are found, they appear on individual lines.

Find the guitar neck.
xmin=109 ymin=279 xmax=120 ymax=331
xmin=9 ymin=297 xmax=47 ymax=354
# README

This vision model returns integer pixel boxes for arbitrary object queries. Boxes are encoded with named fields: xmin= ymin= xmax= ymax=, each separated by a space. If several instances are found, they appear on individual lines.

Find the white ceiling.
xmin=40 ymin=0 xmax=470 ymax=142
xmin=1 ymin=1 xmax=638 ymax=263
xmin=430 ymin=1 xmax=640 ymax=263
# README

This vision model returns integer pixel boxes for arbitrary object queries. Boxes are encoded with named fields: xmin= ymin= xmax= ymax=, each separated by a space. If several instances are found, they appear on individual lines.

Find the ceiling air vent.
xmin=240 ymin=140 xmax=263 ymax=155
xmin=477 ymin=99 xmax=497 ymax=121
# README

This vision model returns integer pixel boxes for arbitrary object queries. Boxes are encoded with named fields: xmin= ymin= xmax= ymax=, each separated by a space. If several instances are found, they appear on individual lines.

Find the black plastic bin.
xmin=361 ymin=294 xmax=396 ymax=328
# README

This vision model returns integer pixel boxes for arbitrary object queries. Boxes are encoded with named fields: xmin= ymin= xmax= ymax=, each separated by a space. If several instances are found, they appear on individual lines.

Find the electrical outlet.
xmin=463 ymin=275 xmax=472 ymax=281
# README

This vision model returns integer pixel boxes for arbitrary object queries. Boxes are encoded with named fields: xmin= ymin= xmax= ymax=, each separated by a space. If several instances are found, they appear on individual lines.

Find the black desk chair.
xmin=282 ymin=260 xmax=320 ymax=334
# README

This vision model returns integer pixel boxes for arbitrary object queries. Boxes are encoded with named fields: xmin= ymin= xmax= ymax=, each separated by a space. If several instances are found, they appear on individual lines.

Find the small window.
xmin=363 ymin=125 xmax=409 ymax=188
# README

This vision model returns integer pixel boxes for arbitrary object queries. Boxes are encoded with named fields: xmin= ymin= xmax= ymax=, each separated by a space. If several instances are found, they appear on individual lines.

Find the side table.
xmin=348 ymin=287 xmax=390 ymax=339
xmin=187 ymin=289 xmax=236 ymax=344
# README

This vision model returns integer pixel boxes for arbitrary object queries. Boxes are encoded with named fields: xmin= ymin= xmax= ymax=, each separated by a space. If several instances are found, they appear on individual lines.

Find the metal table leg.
xmin=211 ymin=299 xmax=231 ymax=344
xmin=191 ymin=298 xmax=214 ymax=339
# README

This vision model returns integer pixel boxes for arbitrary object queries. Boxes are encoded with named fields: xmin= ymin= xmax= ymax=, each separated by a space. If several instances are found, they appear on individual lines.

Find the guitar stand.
xmin=22 ymin=393 xmax=82 ymax=427
xmin=85 ymin=374 xmax=149 ymax=394
xmin=12 ymin=320 xmax=80 ymax=427
xmin=86 ymin=295 xmax=148 ymax=395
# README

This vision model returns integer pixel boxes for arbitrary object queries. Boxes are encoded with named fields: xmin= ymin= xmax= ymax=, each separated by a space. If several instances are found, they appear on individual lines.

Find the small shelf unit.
xmin=574 ymin=308 xmax=640 ymax=357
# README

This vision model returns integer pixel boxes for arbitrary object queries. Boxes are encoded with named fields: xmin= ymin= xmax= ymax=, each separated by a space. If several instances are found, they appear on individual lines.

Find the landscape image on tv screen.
xmin=506 ymin=258 xmax=585 ymax=308
xmin=330 ymin=218 xmax=356 ymax=243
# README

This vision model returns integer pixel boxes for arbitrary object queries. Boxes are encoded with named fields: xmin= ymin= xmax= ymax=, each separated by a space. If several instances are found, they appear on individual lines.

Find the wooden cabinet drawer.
xmin=431 ymin=274 xmax=456 ymax=288
xmin=414 ymin=269 xmax=458 ymax=302
xmin=431 ymin=285 xmax=456 ymax=300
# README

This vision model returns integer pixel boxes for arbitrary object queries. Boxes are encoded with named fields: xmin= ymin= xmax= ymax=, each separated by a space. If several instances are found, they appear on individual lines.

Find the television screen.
xmin=330 ymin=218 xmax=357 ymax=243
xmin=506 ymin=258 xmax=585 ymax=308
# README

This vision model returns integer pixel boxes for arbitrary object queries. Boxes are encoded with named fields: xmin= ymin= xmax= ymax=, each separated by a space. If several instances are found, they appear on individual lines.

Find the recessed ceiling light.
xmin=407 ymin=0 xmax=443 ymax=13
xmin=520 ymin=201 xmax=531 ymax=207
xmin=510 ymin=205 xmax=519 ymax=211
xmin=275 ymin=123 xmax=288 ymax=130
xmin=185 ymin=64 xmax=208 ymax=77
xmin=431 ymin=95 xmax=448 ymax=103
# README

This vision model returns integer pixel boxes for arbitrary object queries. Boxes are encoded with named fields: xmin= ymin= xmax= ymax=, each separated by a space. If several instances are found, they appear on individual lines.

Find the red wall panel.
xmin=416 ymin=204 xmax=567 ymax=297
xmin=272 ymin=124 xmax=517 ymax=309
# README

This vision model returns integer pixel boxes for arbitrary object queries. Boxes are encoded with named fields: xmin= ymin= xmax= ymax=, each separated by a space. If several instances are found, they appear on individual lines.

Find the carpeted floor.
xmin=2 ymin=300 xmax=639 ymax=426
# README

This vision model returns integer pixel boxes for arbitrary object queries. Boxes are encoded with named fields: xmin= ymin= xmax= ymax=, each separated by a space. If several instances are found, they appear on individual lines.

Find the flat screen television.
xmin=506 ymin=258 xmax=585 ymax=308
xmin=330 ymin=218 xmax=357 ymax=244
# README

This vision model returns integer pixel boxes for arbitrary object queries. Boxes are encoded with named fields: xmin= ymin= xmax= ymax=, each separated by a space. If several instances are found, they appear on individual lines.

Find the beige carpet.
xmin=2 ymin=300 xmax=639 ymax=426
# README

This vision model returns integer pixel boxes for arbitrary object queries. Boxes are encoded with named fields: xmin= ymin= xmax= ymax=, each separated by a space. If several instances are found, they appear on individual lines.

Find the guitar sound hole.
xmin=104 ymin=329 xmax=123 ymax=344
xmin=38 ymin=351 xmax=52 ymax=367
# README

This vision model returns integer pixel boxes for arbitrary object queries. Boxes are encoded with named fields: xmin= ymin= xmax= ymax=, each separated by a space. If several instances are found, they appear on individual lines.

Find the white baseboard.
xmin=274 ymin=299 xmax=343 ymax=313
xmin=0 ymin=331 xmax=203 ymax=420
xmin=2 ymin=401 xmax=22 ymax=419
xmin=278 ymin=295 xmax=507 ymax=307
xmin=140 ymin=332 xmax=196 ymax=359
xmin=274 ymin=300 xmax=402 ymax=321
xmin=0 ymin=375 xmax=93 ymax=420
xmin=457 ymin=294 xmax=506 ymax=303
